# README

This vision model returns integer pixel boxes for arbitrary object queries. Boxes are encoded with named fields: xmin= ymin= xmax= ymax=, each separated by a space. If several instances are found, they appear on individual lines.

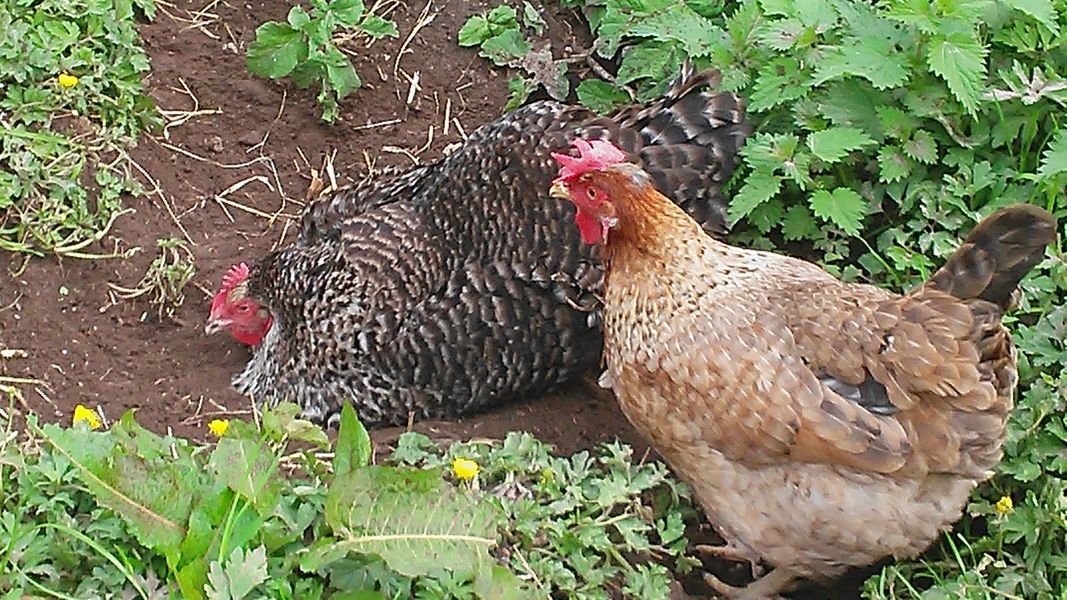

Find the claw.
xmin=702 ymin=567 xmax=797 ymax=600
xmin=696 ymin=542 xmax=765 ymax=579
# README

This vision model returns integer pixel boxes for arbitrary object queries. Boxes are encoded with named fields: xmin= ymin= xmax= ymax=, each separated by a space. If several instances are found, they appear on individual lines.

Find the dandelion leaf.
xmin=40 ymin=411 xmax=203 ymax=556
xmin=209 ymin=438 xmax=282 ymax=518
xmin=322 ymin=466 xmax=500 ymax=582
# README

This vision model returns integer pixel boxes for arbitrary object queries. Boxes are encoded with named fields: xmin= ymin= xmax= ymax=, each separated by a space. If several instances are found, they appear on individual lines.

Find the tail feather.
xmin=575 ymin=63 xmax=751 ymax=236
xmin=922 ymin=204 xmax=1056 ymax=310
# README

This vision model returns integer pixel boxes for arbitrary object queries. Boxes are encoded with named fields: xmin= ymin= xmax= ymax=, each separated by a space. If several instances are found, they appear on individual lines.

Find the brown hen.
xmin=549 ymin=139 xmax=1057 ymax=598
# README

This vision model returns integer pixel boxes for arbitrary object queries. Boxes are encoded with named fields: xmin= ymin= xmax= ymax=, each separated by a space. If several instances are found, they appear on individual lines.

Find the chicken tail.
xmin=576 ymin=62 xmax=752 ymax=236
xmin=921 ymin=204 xmax=1056 ymax=310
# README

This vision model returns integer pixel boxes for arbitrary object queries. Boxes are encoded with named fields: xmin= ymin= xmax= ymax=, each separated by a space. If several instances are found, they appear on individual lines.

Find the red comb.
xmin=551 ymin=139 xmax=626 ymax=182
xmin=221 ymin=262 xmax=249 ymax=292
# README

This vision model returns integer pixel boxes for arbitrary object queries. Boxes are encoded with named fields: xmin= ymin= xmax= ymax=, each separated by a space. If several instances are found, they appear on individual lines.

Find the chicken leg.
xmin=704 ymin=567 xmax=798 ymax=600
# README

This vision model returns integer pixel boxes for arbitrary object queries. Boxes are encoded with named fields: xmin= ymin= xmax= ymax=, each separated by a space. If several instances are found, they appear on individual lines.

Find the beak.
xmin=204 ymin=317 xmax=230 ymax=335
xmin=549 ymin=181 xmax=570 ymax=201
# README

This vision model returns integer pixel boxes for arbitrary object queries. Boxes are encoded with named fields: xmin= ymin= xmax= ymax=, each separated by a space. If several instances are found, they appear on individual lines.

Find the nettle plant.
xmin=465 ymin=0 xmax=1067 ymax=597
xmin=247 ymin=0 xmax=399 ymax=121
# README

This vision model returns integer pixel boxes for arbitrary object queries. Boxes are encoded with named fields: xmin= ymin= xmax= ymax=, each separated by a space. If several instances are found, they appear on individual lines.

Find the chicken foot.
xmin=703 ymin=566 xmax=798 ymax=600
xmin=696 ymin=540 xmax=765 ymax=578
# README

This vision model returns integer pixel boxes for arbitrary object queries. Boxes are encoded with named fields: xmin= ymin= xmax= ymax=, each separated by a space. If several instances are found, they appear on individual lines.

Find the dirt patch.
xmin=0 ymin=0 xmax=862 ymax=596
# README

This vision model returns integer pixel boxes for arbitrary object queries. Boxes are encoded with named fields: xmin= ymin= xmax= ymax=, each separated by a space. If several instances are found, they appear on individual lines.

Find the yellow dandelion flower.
xmin=57 ymin=73 xmax=79 ymax=88
xmin=208 ymin=419 xmax=230 ymax=437
xmin=72 ymin=404 xmax=101 ymax=429
xmin=452 ymin=457 xmax=480 ymax=481
xmin=995 ymin=495 xmax=1013 ymax=515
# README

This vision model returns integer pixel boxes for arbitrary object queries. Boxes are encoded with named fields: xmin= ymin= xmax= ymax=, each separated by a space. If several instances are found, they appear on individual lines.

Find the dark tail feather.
xmin=922 ymin=204 xmax=1056 ymax=310
xmin=575 ymin=63 xmax=751 ymax=236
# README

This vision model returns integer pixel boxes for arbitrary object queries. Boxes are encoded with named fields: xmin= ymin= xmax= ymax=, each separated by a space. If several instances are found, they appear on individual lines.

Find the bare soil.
xmin=0 ymin=0 xmax=864 ymax=596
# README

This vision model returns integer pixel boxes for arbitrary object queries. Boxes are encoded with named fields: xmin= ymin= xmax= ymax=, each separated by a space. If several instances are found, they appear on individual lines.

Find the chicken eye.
xmin=237 ymin=303 xmax=251 ymax=313
xmin=587 ymin=187 xmax=597 ymax=199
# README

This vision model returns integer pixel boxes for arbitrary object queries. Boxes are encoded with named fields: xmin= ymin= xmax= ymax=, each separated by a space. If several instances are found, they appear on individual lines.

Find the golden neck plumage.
xmin=594 ymin=168 xmax=708 ymax=263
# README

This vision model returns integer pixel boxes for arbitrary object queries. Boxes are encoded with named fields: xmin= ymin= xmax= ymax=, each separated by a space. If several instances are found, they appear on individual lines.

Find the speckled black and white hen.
xmin=204 ymin=65 xmax=750 ymax=428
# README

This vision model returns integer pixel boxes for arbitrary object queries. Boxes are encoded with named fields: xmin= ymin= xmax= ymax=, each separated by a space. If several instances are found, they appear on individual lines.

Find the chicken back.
xmin=208 ymin=65 xmax=750 ymax=428
xmin=550 ymin=143 xmax=1057 ymax=598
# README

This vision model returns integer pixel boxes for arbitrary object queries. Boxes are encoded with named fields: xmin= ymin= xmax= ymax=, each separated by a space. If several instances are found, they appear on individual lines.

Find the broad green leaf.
xmin=729 ymin=171 xmax=783 ymax=225
xmin=334 ymin=403 xmax=372 ymax=479
xmin=810 ymin=187 xmax=867 ymax=235
xmin=478 ymin=29 xmax=529 ymax=66
xmin=209 ymin=438 xmax=282 ymax=517
xmin=927 ymin=30 xmax=987 ymax=117
xmin=794 ymin=0 xmax=836 ymax=30
xmin=205 ymin=545 xmax=269 ymax=600
xmin=330 ymin=0 xmax=366 ymax=26
xmin=323 ymin=466 xmax=499 ymax=580
xmin=780 ymin=203 xmax=819 ymax=241
xmin=1012 ymin=0 xmax=1059 ymax=33
xmin=262 ymin=402 xmax=330 ymax=449
xmin=487 ymin=5 xmax=519 ymax=29
xmin=811 ymin=39 xmax=909 ymax=89
xmin=756 ymin=18 xmax=805 ymax=50
xmin=522 ymin=1 xmax=546 ymax=34
xmin=504 ymin=75 xmax=539 ymax=112
xmin=748 ymin=56 xmax=809 ymax=112
xmin=246 ymin=23 xmax=307 ymax=79
xmin=39 ymin=413 xmax=202 ymax=555
xmin=617 ymin=43 xmax=676 ymax=86
xmin=877 ymin=145 xmax=912 ymax=183
xmin=359 ymin=15 xmax=398 ymax=39
xmin=324 ymin=46 xmax=361 ymax=99
xmin=474 ymin=564 xmax=531 ymax=600
xmin=576 ymin=79 xmax=629 ymax=114
xmin=458 ymin=15 xmax=492 ymax=46
xmin=748 ymin=198 xmax=786 ymax=234
xmin=876 ymin=105 xmax=913 ymax=139
xmin=626 ymin=6 xmax=724 ymax=57
xmin=807 ymin=127 xmax=875 ymax=163
xmin=903 ymin=129 xmax=938 ymax=164
xmin=286 ymin=6 xmax=310 ymax=29
xmin=1037 ymin=129 xmax=1067 ymax=180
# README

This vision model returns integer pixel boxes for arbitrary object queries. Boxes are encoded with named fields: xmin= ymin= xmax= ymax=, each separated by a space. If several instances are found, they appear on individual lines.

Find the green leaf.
xmin=903 ymin=129 xmax=938 ymax=164
xmin=504 ymin=75 xmax=538 ymax=112
xmin=209 ymin=438 xmax=282 ymax=517
xmin=810 ymin=187 xmax=867 ymax=236
xmin=756 ymin=18 xmax=806 ymax=50
xmin=286 ymin=6 xmax=310 ymax=29
xmin=246 ymin=23 xmax=307 ymax=79
xmin=576 ymin=79 xmax=630 ymax=114
xmin=1038 ymin=129 xmax=1067 ymax=180
xmin=261 ymin=402 xmax=330 ymax=449
xmin=807 ymin=126 xmax=875 ymax=163
xmin=1012 ymin=0 xmax=1059 ymax=33
xmin=522 ymin=1 xmax=546 ymax=34
xmin=626 ymin=5 xmax=724 ymax=57
xmin=876 ymin=105 xmax=913 ymax=140
xmin=780 ymin=203 xmax=819 ymax=241
xmin=877 ymin=145 xmax=912 ymax=183
xmin=205 ymin=545 xmax=269 ymax=600
xmin=747 ymin=198 xmax=786 ymax=234
xmin=359 ymin=15 xmax=398 ymax=39
xmin=330 ymin=0 xmax=366 ymax=26
xmin=322 ymin=466 xmax=499 ymax=579
xmin=748 ymin=56 xmax=809 ymax=112
xmin=811 ymin=37 xmax=909 ymax=89
xmin=38 ymin=413 xmax=199 ymax=557
xmin=487 ymin=5 xmax=519 ymax=30
xmin=729 ymin=171 xmax=783 ymax=225
xmin=927 ymin=29 xmax=987 ymax=117
xmin=617 ymin=43 xmax=676 ymax=86
xmin=458 ymin=15 xmax=492 ymax=46
xmin=324 ymin=46 xmax=361 ymax=99
xmin=334 ymin=403 xmax=372 ymax=479
xmin=478 ymin=29 xmax=529 ymax=66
